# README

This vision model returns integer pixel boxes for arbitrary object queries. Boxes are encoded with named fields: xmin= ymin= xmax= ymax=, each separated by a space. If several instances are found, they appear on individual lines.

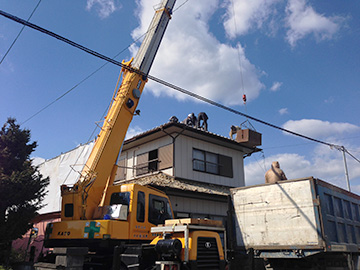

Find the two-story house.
xmin=113 ymin=119 xmax=261 ymax=222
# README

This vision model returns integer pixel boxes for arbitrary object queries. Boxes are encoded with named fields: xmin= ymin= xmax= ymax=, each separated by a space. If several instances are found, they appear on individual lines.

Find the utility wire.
xmin=20 ymin=0 xmax=190 ymax=125
xmin=0 ymin=0 xmax=41 ymax=65
xmin=21 ymin=34 xmax=139 ymax=125
xmin=1 ymin=9 xmax=360 ymax=164
xmin=344 ymin=148 xmax=360 ymax=164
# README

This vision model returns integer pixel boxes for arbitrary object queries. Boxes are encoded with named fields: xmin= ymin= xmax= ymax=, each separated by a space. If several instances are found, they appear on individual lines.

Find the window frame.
xmin=136 ymin=191 xmax=145 ymax=222
xmin=192 ymin=148 xmax=233 ymax=178
xmin=148 ymin=194 xmax=173 ymax=225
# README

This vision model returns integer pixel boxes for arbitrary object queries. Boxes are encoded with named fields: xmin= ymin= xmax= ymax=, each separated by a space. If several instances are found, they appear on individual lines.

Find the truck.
xmin=151 ymin=177 xmax=360 ymax=270
xmin=229 ymin=177 xmax=360 ymax=270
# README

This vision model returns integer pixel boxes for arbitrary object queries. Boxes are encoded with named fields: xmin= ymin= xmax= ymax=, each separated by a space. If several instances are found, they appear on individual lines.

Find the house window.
xmin=192 ymin=148 xmax=233 ymax=178
xmin=136 ymin=150 xmax=158 ymax=176
xmin=135 ymin=145 xmax=173 ymax=176
xmin=148 ymin=149 xmax=158 ymax=172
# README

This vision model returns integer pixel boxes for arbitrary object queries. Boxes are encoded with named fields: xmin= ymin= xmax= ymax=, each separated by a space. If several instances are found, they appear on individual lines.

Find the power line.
xmin=21 ymin=37 xmax=136 ymax=125
xmin=0 ymin=0 xmax=41 ymax=65
xmin=1 ymin=9 xmax=359 ymax=165
xmin=20 ymin=1 xmax=190 ymax=125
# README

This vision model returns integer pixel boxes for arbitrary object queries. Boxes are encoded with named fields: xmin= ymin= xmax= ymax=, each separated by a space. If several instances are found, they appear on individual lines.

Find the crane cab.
xmin=45 ymin=184 xmax=174 ymax=249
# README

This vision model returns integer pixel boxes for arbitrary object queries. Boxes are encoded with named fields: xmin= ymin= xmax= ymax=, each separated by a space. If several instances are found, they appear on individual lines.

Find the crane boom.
xmin=60 ymin=0 xmax=176 ymax=221
xmin=132 ymin=0 xmax=176 ymax=75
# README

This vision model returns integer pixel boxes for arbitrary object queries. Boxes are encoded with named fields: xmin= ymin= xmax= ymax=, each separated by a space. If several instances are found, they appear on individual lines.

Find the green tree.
xmin=0 ymin=118 xmax=49 ymax=265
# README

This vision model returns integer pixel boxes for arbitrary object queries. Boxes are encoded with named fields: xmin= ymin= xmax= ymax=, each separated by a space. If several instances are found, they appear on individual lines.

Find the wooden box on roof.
xmin=235 ymin=129 xmax=262 ymax=147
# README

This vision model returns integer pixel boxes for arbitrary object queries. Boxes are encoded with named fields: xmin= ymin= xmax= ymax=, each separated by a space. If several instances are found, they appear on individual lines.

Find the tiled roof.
xmin=124 ymin=120 xmax=261 ymax=153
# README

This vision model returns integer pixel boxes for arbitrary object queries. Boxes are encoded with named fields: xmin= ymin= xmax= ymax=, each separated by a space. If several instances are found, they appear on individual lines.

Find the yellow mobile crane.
xmin=43 ymin=1 xmax=226 ymax=269
xmin=44 ymin=0 xmax=178 ymax=268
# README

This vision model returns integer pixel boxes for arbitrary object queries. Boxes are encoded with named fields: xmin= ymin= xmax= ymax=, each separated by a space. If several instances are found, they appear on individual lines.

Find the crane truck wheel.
xmin=119 ymin=264 xmax=127 ymax=270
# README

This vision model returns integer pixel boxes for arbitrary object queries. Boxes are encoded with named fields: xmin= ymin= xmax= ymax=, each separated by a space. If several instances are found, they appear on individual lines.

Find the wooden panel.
xmin=136 ymin=152 xmax=148 ymax=176
xmin=115 ymin=159 xmax=126 ymax=180
xmin=158 ymin=144 xmax=173 ymax=170
xmin=165 ymin=218 xmax=223 ymax=227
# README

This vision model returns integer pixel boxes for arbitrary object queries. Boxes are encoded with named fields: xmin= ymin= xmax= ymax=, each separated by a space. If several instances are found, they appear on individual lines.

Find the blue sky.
xmin=1 ymin=0 xmax=360 ymax=192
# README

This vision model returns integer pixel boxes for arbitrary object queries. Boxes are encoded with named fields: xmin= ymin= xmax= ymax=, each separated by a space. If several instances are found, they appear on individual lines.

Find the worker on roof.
xmin=183 ymin=113 xmax=197 ymax=127
xmin=197 ymin=112 xmax=208 ymax=131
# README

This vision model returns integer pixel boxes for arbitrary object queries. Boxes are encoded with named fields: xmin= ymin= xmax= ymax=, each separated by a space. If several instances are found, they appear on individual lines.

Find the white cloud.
xmin=282 ymin=119 xmax=360 ymax=139
xmin=324 ymin=96 xmax=334 ymax=104
xmin=285 ymin=0 xmax=343 ymax=47
xmin=245 ymin=146 xmax=360 ymax=194
xmin=245 ymin=119 xmax=360 ymax=193
xmin=86 ymin=0 xmax=120 ymax=19
xmin=125 ymin=126 xmax=145 ymax=140
xmin=131 ymin=0 xmax=265 ymax=106
xmin=270 ymin=81 xmax=283 ymax=91
xmin=279 ymin=108 xmax=288 ymax=115
xmin=223 ymin=0 xmax=280 ymax=38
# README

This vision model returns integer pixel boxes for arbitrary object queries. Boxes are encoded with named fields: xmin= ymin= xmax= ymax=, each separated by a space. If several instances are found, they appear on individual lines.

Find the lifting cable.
xmin=230 ymin=0 xmax=246 ymax=108
xmin=1 ymin=9 xmax=359 ymax=164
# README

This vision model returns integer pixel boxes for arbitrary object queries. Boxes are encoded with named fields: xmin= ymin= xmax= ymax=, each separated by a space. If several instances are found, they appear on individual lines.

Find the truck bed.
xmin=231 ymin=177 xmax=360 ymax=255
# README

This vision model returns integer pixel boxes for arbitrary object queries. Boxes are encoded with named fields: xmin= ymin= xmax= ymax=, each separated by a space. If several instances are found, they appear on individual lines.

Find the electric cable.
xmin=173 ymin=0 xmax=190 ymax=12
xmin=0 ymin=0 xmax=41 ymax=65
xmin=1 ymin=9 xmax=359 ymax=164
xmin=20 ymin=40 xmax=133 ymax=125
xmin=19 ymin=0 xmax=191 ymax=125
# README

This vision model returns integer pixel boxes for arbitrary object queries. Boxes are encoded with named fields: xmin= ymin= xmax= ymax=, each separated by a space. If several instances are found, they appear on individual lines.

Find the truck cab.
xmin=151 ymin=218 xmax=226 ymax=270
xmin=45 ymin=184 xmax=174 ymax=249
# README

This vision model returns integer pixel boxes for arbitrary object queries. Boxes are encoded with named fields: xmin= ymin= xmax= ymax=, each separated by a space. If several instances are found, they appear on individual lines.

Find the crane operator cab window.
xmin=149 ymin=194 xmax=173 ymax=225
xmin=110 ymin=192 xmax=130 ymax=205
xmin=94 ymin=192 xmax=130 ymax=221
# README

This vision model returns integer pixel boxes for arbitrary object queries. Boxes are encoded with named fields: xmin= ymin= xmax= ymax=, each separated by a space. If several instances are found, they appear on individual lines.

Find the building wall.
xmin=116 ymin=133 xmax=245 ymax=188
xmin=169 ymin=195 xmax=227 ymax=221
xmin=174 ymin=135 xmax=244 ymax=187
xmin=12 ymin=212 xmax=60 ymax=262
xmin=116 ymin=136 xmax=173 ymax=181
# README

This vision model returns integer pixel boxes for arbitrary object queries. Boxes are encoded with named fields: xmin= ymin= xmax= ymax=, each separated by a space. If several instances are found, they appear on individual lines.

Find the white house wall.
xmin=169 ymin=195 xmax=227 ymax=219
xmin=174 ymin=135 xmax=244 ymax=187
xmin=119 ymin=136 xmax=173 ymax=180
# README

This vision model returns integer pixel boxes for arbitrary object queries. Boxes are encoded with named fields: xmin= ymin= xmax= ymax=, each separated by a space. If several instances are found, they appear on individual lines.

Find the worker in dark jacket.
xmin=197 ymin=112 xmax=208 ymax=131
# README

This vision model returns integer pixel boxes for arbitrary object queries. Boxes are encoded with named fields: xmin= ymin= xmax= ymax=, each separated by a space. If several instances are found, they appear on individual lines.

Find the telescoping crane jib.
xmin=60 ymin=0 xmax=176 ymax=222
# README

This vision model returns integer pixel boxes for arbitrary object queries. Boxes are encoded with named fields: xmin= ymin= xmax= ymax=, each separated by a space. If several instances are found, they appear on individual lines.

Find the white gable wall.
xmin=174 ymin=135 xmax=244 ymax=187
xmin=119 ymin=136 xmax=173 ymax=180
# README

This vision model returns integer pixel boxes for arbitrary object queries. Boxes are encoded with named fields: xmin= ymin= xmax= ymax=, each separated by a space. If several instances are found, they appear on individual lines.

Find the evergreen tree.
xmin=0 ymin=118 xmax=49 ymax=265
